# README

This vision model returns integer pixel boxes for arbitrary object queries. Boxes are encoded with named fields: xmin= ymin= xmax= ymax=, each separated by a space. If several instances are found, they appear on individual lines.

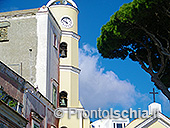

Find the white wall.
xmin=35 ymin=7 xmax=61 ymax=102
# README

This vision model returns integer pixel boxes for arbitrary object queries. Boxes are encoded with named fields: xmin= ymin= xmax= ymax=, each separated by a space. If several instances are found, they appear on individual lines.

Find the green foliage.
xmin=0 ymin=90 xmax=6 ymax=100
xmin=8 ymin=100 xmax=17 ymax=107
xmin=0 ymin=89 xmax=17 ymax=109
xmin=97 ymin=0 xmax=170 ymax=92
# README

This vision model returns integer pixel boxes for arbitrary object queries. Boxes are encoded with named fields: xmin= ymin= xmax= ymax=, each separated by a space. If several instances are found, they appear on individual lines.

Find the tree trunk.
xmin=151 ymin=76 xmax=170 ymax=100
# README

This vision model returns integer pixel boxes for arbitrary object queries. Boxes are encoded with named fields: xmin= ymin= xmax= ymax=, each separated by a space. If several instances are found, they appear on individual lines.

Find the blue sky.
xmin=0 ymin=0 xmax=169 ymax=121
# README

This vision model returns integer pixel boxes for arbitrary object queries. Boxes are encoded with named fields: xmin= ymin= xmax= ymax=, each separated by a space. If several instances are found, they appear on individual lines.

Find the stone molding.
xmin=60 ymin=65 xmax=81 ymax=74
xmin=0 ymin=9 xmax=38 ymax=20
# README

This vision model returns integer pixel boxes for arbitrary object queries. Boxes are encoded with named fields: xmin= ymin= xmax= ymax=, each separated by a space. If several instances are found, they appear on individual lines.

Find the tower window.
xmin=59 ymin=91 xmax=68 ymax=107
xmin=113 ymin=123 xmax=115 ymax=128
xmin=60 ymin=42 xmax=67 ymax=58
xmin=53 ymin=34 xmax=58 ymax=50
xmin=0 ymin=21 xmax=10 ymax=42
xmin=52 ymin=84 xmax=57 ymax=107
xmin=117 ymin=124 xmax=122 ymax=128
xmin=54 ymin=34 xmax=57 ymax=47
xmin=31 ymin=111 xmax=43 ymax=128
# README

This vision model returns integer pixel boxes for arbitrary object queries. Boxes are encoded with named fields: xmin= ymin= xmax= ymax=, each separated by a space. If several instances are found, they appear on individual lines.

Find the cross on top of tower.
xmin=149 ymin=88 xmax=158 ymax=102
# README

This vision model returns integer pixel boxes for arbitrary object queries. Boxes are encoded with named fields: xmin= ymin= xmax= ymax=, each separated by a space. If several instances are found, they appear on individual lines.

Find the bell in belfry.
xmin=60 ymin=97 xmax=66 ymax=106
xmin=59 ymin=91 xmax=68 ymax=107
xmin=60 ymin=49 xmax=66 ymax=57
xmin=60 ymin=42 xmax=67 ymax=58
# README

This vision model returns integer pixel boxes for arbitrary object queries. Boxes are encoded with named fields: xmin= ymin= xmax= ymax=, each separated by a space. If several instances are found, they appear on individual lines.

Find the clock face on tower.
xmin=60 ymin=16 xmax=73 ymax=28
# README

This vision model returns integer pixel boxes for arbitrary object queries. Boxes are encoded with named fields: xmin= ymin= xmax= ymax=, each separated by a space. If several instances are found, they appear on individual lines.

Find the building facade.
xmin=0 ymin=61 xmax=58 ymax=128
xmin=0 ymin=0 xmax=90 ymax=127
xmin=0 ymin=6 xmax=60 ymax=104
xmin=91 ymin=118 xmax=129 ymax=128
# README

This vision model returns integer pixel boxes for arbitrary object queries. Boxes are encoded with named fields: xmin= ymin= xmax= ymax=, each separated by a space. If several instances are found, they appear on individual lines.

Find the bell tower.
xmin=46 ymin=1 xmax=90 ymax=128
xmin=48 ymin=0 xmax=81 ymax=108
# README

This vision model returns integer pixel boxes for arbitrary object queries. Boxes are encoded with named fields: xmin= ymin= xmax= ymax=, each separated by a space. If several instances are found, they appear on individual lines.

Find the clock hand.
xmin=63 ymin=20 xmax=68 ymax=24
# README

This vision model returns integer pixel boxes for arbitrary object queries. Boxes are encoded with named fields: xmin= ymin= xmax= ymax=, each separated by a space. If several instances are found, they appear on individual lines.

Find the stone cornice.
xmin=62 ymin=30 xmax=81 ymax=41
xmin=31 ymin=111 xmax=44 ymax=123
xmin=0 ymin=62 xmax=25 ymax=88
xmin=60 ymin=65 xmax=81 ymax=74
xmin=0 ymin=8 xmax=38 ymax=20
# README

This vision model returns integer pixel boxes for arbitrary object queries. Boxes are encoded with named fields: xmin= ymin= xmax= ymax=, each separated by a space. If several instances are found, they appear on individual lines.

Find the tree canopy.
xmin=97 ymin=0 xmax=170 ymax=100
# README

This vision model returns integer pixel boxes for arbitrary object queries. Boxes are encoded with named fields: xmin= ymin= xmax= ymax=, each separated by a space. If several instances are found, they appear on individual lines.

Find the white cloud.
xmin=79 ymin=44 xmax=144 ymax=110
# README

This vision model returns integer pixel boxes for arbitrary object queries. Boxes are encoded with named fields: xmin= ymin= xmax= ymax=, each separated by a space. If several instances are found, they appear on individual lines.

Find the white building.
xmin=91 ymin=118 xmax=129 ymax=128
xmin=126 ymin=102 xmax=170 ymax=128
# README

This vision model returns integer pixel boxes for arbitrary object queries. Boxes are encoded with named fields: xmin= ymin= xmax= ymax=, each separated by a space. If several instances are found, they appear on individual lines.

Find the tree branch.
xmin=134 ymin=38 xmax=153 ymax=73
xmin=159 ymin=57 xmax=168 ymax=79
xmin=124 ymin=47 xmax=154 ymax=76
xmin=151 ymin=76 xmax=170 ymax=100
xmin=134 ymin=24 xmax=170 ymax=59
xmin=157 ymin=34 xmax=170 ymax=50
xmin=163 ymin=6 xmax=170 ymax=18
xmin=156 ymin=47 xmax=165 ymax=76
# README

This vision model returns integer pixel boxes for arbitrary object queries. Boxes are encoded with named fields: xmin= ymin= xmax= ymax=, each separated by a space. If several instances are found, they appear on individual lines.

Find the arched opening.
xmin=60 ymin=42 xmax=67 ymax=58
xmin=61 ymin=126 xmax=67 ymax=128
xmin=59 ymin=91 xmax=68 ymax=107
xmin=46 ymin=0 xmax=77 ymax=8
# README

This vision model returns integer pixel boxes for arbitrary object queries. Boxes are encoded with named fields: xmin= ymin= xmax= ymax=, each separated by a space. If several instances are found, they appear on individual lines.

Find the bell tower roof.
xmin=46 ymin=0 xmax=77 ymax=8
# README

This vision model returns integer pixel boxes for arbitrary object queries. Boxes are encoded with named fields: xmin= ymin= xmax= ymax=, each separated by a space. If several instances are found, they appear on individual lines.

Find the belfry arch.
xmin=46 ymin=0 xmax=77 ymax=8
